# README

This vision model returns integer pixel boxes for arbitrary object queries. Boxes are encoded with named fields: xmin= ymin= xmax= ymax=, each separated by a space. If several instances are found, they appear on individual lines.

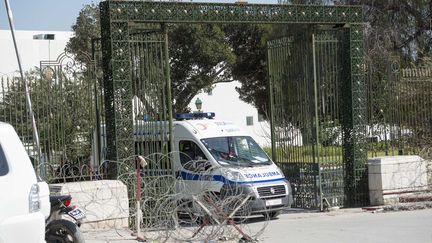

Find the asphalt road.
xmin=84 ymin=208 xmax=432 ymax=243
xmin=255 ymin=208 xmax=432 ymax=243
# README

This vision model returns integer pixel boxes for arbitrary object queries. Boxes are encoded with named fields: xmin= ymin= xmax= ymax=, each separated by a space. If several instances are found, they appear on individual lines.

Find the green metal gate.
xmin=99 ymin=1 xmax=367 ymax=210
xmin=100 ymin=0 xmax=175 ymax=177
xmin=0 ymin=52 xmax=100 ymax=182
xmin=268 ymin=30 xmax=352 ymax=209
xmin=129 ymin=27 xmax=173 ymax=174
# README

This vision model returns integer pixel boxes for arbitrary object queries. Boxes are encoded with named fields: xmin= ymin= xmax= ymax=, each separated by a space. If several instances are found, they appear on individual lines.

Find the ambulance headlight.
xmin=276 ymin=167 xmax=285 ymax=178
xmin=222 ymin=169 xmax=245 ymax=182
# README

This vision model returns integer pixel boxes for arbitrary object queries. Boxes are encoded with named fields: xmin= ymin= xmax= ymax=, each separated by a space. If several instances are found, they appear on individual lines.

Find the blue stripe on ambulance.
xmin=176 ymin=171 xmax=286 ymax=184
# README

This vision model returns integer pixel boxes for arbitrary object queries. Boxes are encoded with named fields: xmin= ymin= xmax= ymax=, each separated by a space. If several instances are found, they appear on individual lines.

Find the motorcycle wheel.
xmin=46 ymin=219 xmax=85 ymax=243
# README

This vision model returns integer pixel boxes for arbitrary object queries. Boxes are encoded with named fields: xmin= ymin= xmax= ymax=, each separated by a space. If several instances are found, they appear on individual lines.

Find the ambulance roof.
xmin=174 ymin=119 xmax=248 ymax=139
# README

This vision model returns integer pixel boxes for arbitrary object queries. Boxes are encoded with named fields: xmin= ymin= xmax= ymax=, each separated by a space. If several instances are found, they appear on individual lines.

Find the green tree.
xmin=223 ymin=24 xmax=271 ymax=116
xmin=0 ymin=69 xmax=95 ymax=166
xmin=66 ymin=3 xmax=100 ymax=64
xmin=348 ymin=0 xmax=432 ymax=60
xmin=227 ymin=0 xmax=432 ymax=117
xmin=223 ymin=23 xmax=314 ymax=116
xmin=169 ymin=24 xmax=235 ymax=113
xmin=67 ymin=4 xmax=235 ymax=113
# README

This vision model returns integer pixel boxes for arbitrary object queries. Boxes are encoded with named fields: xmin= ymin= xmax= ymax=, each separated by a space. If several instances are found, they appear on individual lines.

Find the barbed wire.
xmin=46 ymin=153 xmax=273 ymax=242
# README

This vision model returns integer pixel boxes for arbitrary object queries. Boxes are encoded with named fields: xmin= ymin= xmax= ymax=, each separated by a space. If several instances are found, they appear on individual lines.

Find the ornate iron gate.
xmin=100 ymin=1 xmax=175 ymax=177
xmin=99 ymin=1 xmax=367 ymax=210
xmin=129 ymin=27 xmax=173 ymax=174
xmin=0 ymin=52 xmax=100 ymax=182
xmin=268 ymin=29 xmax=362 ymax=209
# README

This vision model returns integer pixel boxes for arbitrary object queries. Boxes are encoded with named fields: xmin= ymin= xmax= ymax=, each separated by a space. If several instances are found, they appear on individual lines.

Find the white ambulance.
xmin=101 ymin=112 xmax=293 ymax=217
xmin=169 ymin=113 xmax=292 ymax=217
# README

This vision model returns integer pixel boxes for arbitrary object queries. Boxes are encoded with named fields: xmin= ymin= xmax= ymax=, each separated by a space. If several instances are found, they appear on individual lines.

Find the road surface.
xmin=255 ymin=209 xmax=432 ymax=243
xmin=84 ymin=208 xmax=432 ymax=243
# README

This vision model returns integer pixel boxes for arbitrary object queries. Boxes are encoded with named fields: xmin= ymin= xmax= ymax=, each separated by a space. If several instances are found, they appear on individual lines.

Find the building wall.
xmin=0 ymin=30 xmax=73 ymax=75
xmin=188 ymin=81 xmax=271 ymax=147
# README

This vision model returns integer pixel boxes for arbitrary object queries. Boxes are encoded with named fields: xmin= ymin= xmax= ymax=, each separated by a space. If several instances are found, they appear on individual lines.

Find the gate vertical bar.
xmin=92 ymin=38 xmax=103 ymax=170
xmin=267 ymin=43 xmax=276 ymax=162
xmin=312 ymin=33 xmax=323 ymax=211
xmin=163 ymin=25 xmax=174 ymax=174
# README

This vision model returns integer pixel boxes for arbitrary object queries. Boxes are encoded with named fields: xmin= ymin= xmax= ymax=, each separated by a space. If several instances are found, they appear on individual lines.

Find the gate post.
xmin=100 ymin=2 xmax=135 ymax=178
xmin=343 ymin=23 xmax=368 ymax=206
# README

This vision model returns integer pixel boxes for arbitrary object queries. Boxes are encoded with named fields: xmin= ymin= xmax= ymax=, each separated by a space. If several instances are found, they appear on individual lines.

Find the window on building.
xmin=0 ymin=144 xmax=9 ymax=176
xmin=246 ymin=116 xmax=254 ymax=126
xmin=258 ymin=113 xmax=265 ymax=122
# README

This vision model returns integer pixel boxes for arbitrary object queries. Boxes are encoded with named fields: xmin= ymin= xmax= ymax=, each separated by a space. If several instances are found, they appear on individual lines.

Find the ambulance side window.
xmin=0 ymin=144 xmax=9 ymax=176
xmin=179 ymin=140 xmax=208 ymax=172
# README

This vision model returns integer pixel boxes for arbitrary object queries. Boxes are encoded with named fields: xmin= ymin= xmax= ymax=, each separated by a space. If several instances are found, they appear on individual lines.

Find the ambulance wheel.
xmin=263 ymin=211 xmax=280 ymax=219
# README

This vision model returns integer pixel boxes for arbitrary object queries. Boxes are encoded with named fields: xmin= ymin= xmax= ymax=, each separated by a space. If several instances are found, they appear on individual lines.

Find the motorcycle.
xmin=45 ymin=195 xmax=86 ymax=243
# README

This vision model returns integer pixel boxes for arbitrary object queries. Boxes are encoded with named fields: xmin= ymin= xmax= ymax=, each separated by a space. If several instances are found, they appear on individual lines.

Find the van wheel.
xmin=46 ymin=219 xmax=85 ymax=243
xmin=263 ymin=211 xmax=280 ymax=219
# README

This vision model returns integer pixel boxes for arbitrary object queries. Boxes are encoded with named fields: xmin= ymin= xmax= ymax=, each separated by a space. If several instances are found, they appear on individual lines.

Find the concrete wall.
xmin=368 ymin=156 xmax=429 ymax=205
xmin=49 ymin=180 xmax=129 ymax=230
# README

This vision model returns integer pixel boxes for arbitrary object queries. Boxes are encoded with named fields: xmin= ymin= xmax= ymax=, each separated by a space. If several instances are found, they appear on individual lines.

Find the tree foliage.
xmin=223 ymin=24 xmax=271 ymax=115
xmin=66 ymin=3 xmax=100 ymax=64
xmin=67 ymin=4 xmax=235 ymax=113
xmin=66 ymin=2 xmax=432 ymax=118
xmin=348 ymin=0 xmax=432 ymax=60
xmin=169 ymin=24 xmax=235 ymax=112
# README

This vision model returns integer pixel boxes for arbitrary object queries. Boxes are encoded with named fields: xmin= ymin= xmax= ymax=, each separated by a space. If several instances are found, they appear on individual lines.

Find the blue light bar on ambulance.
xmin=175 ymin=112 xmax=215 ymax=120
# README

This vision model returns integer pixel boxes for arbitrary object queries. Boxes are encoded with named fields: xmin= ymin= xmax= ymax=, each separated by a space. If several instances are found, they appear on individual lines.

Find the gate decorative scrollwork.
xmin=33 ymin=51 xmax=100 ymax=182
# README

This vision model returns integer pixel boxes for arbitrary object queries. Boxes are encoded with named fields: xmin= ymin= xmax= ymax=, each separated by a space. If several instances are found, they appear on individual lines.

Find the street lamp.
xmin=33 ymin=34 xmax=55 ymax=60
xmin=195 ymin=98 xmax=202 ymax=112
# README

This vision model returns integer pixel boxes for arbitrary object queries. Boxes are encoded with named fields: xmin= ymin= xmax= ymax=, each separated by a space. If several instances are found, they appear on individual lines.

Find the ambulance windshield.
xmin=201 ymin=136 xmax=271 ymax=166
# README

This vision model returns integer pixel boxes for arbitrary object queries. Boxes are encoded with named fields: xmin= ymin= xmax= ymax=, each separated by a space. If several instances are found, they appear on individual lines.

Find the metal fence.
xmin=366 ymin=58 xmax=432 ymax=158
xmin=0 ymin=52 xmax=103 ymax=182
xmin=268 ymin=30 xmax=350 ymax=209
xmin=270 ymin=50 xmax=432 ymax=210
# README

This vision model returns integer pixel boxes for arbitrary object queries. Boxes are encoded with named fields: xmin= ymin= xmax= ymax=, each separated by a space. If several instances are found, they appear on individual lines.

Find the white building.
xmin=0 ymin=30 xmax=73 ymax=75
xmin=188 ymin=81 xmax=271 ymax=147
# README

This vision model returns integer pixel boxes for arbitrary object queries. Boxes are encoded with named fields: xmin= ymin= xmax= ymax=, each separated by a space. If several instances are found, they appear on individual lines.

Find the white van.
xmin=171 ymin=113 xmax=292 ymax=217
xmin=0 ymin=122 xmax=50 ymax=243
xmin=100 ymin=113 xmax=292 ymax=217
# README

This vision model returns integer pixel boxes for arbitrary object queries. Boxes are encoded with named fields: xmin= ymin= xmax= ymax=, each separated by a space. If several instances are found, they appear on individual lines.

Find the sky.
xmin=0 ymin=0 xmax=278 ymax=31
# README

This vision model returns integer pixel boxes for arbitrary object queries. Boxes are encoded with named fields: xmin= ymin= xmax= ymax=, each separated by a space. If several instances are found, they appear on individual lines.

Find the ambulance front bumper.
xmin=220 ymin=180 xmax=293 ymax=214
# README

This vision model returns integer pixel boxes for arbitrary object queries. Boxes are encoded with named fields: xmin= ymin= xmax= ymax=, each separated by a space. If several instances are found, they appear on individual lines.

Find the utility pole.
xmin=4 ymin=0 xmax=45 ymax=179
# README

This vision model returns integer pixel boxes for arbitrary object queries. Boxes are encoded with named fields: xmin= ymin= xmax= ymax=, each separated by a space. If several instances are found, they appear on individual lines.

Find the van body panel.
xmin=172 ymin=118 xmax=292 ymax=212
xmin=0 ymin=122 xmax=47 ymax=243
xmin=100 ymin=116 xmax=293 ymax=213
xmin=0 ymin=212 xmax=46 ymax=243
